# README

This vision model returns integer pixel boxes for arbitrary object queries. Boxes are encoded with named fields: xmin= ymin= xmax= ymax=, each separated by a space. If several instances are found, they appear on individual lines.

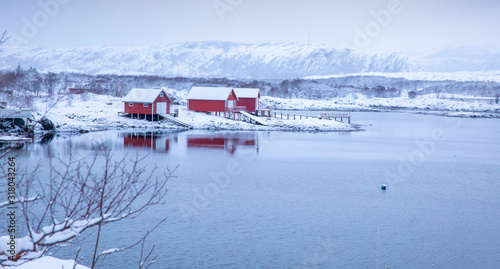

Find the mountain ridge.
xmin=0 ymin=41 xmax=417 ymax=79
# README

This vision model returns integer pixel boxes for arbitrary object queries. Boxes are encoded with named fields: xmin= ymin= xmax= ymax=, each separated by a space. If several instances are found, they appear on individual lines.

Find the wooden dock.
xmin=319 ymin=112 xmax=351 ymax=124
xmin=239 ymin=111 xmax=269 ymax=126
xmin=158 ymin=113 xmax=193 ymax=129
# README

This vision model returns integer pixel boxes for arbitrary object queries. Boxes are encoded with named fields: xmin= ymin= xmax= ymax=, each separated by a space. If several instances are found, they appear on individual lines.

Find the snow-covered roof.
xmin=233 ymin=88 xmax=260 ymax=98
xmin=187 ymin=87 xmax=237 ymax=101
xmin=122 ymin=88 xmax=165 ymax=103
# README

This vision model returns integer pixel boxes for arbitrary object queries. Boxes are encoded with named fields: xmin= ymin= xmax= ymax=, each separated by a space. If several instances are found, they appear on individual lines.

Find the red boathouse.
xmin=233 ymin=88 xmax=260 ymax=113
xmin=122 ymin=88 xmax=171 ymax=120
xmin=187 ymin=87 xmax=239 ymax=113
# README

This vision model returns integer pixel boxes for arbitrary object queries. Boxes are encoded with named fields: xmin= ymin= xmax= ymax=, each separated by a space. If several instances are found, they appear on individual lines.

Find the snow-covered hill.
xmin=417 ymin=46 xmax=500 ymax=72
xmin=0 ymin=42 xmax=416 ymax=79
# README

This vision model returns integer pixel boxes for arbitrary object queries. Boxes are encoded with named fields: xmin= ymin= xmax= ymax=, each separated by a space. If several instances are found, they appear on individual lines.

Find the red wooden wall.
xmin=236 ymin=97 xmax=258 ymax=112
xmin=187 ymin=90 xmax=237 ymax=112
xmin=124 ymin=92 xmax=170 ymax=115
xmin=188 ymin=100 xmax=226 ymax=112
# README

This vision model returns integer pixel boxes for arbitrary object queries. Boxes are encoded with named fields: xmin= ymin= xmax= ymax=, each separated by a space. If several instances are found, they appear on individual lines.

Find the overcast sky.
xmin=1 ymin=0 xmax=499 ymax=55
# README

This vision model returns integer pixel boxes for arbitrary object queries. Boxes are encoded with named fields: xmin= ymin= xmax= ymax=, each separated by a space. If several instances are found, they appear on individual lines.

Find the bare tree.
xmin=435 ymin=89 xmax=442 ymax=99
xmin=0 ymin=31 xmax=9 ymax=46
xmin=44 ymin=72 xmax=59 ymax=96
xmin=0 ymin=142 xmax=175 ymax=267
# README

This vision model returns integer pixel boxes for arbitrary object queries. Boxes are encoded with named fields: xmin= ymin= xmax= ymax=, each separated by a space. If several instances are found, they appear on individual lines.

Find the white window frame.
xmin=129 ymin=102 xmax=134 ymax=106
xmin=160 ymin=92 xmax=164 ymax=97
xmin=143 ymin=103 xmax=149 ymax=107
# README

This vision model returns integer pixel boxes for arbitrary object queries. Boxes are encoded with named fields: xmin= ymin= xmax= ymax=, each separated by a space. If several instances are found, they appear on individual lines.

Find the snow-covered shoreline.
xmin=32 ymin=92 xmax=499 ymax=135
xmin=34 ymin=94 xmax=355 ymax=134
xmin=260 ymin=94 xmax=500 ymax=118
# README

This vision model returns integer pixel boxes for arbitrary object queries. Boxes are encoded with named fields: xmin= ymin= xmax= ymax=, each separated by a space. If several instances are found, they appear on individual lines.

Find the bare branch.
xmin=72 ymin=247 xmax=82 ymax=269
xmin=0 ymin=142 xmax=175 ymax=266
xmin=0 ymin=30 xmax=9 ymax=46
xmin=93 ymin=218 xmax=167 ymax=267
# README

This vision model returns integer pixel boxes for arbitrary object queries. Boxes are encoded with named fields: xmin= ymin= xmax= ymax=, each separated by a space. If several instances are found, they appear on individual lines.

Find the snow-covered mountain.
xmin=417 ymin=46 xmax=500 ymax=72
xmin=0 ymin=41 xmax=416 ymax=79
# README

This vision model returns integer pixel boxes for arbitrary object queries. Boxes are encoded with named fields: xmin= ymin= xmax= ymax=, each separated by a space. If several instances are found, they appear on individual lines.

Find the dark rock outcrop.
xmin=38 ymin=117 xmax=56 ymax=131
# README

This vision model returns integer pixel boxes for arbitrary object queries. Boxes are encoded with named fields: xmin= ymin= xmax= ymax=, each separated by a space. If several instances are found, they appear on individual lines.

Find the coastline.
xmin=32 ymin=93 xmax=499 ymax=136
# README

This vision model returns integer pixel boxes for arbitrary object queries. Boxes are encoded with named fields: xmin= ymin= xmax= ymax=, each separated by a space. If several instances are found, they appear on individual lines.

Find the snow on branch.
xmin=0 ymin=195 xmax=39 ymax=208
xmin=0 ymin=142 xmax=175 ymax=267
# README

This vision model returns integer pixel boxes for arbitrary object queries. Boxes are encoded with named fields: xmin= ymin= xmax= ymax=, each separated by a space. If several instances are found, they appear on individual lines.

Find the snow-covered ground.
xmin=304 ymin=70 xmax=500 ymax=82
xmin=31 ymin=89 xmax=500 ymax=135
xmin=15 ymin=256 xmax=89 ymax=269
xmin=33 ymin=94 xmax=185 ymax=133
xmin=34 ymin=93 xmax=354 ymax=133
xmin=261 ymin=93 xmax=500 ymax=117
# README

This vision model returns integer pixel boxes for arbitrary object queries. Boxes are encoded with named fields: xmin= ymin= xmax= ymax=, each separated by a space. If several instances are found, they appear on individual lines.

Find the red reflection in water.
xmin=123 ymin=133 xmax=170 ymax=152
xmin=187 ymin=133 xmax=258 ymax=154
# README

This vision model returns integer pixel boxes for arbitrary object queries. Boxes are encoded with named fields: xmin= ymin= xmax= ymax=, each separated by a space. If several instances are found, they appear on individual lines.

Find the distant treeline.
xmin=1 ymin=65 xmax=499 ymax=107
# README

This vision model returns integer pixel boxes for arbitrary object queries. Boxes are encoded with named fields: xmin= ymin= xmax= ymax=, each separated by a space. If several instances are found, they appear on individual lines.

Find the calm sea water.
xmin=14 ymin=112 xmax=500 ymax=268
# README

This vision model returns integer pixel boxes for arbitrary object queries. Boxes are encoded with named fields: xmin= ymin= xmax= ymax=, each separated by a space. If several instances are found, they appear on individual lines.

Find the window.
xmin=129 ymin=103 xmax=134 ymax=106
xmin=160 ymin=92 xmax=164 ymax=97
xmin=143 ymin=103 xmax=149 ymax=107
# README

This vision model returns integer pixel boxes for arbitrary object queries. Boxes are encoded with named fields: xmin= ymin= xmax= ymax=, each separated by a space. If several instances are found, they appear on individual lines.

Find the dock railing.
xmin=319 ymin=112 xmax=351 ymax=118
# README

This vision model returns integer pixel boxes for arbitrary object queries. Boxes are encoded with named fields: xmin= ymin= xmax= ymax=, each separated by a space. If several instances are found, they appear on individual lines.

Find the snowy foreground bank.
xmin=14 ymin=256 xmax=89 ymax=269
xmin=33 ymin=92 xmax=499 ymax=134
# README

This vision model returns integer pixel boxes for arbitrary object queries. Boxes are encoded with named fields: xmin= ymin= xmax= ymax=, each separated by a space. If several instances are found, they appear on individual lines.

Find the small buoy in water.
xmin=381 ymin=184 xmax=387 ymax=190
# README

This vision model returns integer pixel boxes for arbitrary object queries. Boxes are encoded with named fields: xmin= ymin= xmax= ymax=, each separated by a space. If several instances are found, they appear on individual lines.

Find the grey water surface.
xmin=16 ymin=112 xmax=500 ymax=269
